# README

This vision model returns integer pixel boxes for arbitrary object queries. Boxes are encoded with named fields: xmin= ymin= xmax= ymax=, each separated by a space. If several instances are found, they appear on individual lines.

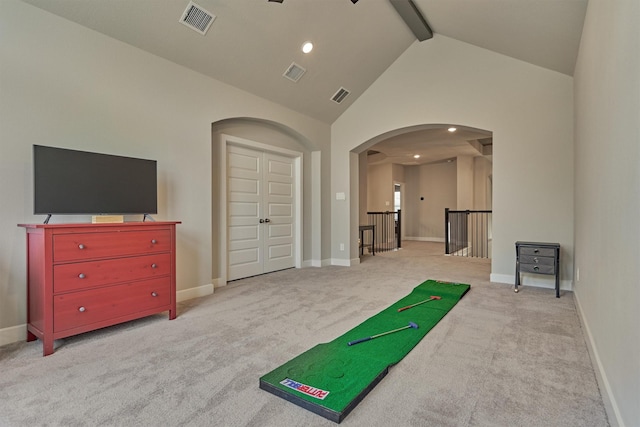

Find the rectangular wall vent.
xmin=180 ymin=1 xmax=216 ymax=35
xmin=331 ymin=87 xmax=350 ymax=104
xmin=283 ymin=62 xmax=306 ymax=82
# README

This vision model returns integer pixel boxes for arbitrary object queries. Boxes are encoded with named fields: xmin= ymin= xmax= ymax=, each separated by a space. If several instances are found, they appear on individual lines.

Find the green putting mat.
xmin=259 ymin=279 xmax=470 ymax=423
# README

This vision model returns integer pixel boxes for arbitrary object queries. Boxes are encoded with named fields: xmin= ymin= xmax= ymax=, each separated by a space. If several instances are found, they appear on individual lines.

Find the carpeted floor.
xmin=0 ymin=241 xmax=609 ymax=426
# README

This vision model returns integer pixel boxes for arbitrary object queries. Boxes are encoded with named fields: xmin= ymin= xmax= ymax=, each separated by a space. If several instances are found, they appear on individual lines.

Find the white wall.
xmin=573 ymin=0 xmax=640 ymax=425
xmin=332 ymin=35 xmax=574 ymax=287
xmin=0 ymin=0 xmax=330 ymax=336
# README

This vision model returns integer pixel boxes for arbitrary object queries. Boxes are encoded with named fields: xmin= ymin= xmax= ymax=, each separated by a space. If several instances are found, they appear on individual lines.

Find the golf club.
xmin=347 ymin=321 xmax=419 ymax=346
xmin=397 ymin=295 xmax=441 ymax=312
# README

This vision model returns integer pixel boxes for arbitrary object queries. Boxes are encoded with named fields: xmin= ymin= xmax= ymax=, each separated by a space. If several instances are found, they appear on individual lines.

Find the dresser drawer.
xmin=53 ymin=277 xmax=171 ymax=333
xmin=53 ymin=230 xmax=171 ymax=262
xmin=519 ymin=263 xmax=555 ymax=275
xmin=519 ymin=254 xmax=555 ymax=266
xmin=53 ymin=253 xmax=171 ymax=293
xmin=519 ymin=246 xmax=556 ymax=257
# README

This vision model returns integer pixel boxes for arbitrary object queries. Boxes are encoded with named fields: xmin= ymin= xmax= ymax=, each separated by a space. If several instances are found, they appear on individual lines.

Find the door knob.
xmin=259 ymin=219 xmax=265 ymax=223
xmin=264 ymin=218 xmax=271 ymax=223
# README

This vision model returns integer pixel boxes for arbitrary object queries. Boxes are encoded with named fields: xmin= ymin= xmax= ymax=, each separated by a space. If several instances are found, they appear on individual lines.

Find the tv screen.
xmin=33 ymin=145 xmax=157 ymax=216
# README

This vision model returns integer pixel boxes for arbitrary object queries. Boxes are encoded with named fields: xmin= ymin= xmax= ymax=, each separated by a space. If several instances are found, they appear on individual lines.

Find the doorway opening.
xmin=355 ymin=123 xmax=493 ymax=260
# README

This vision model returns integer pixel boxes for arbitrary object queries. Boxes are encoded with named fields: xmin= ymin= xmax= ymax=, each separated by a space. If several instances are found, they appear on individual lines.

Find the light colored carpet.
xmin=0 ymin=241 xmax=609 ymax=426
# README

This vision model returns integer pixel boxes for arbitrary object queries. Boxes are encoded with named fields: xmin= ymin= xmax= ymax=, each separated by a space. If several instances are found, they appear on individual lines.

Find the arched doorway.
xmin=353 ymin=124 xmax=493 ymax=259
xmin=211 ymin=118 xmax=322 ymax=286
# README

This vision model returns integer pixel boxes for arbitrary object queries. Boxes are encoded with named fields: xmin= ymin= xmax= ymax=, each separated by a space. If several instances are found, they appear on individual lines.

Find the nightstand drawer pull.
xmin=151 ymin=263 xmax=157 ymax=269
xmin=151 ymin=292 xmax=158 ymax=297
xmin=78 ymin=306 xmax=86 ymax=312
xmin=151 ymin=239 xmax=157 ymax=244
xmin=78 ymin=273 xmax=86 ymax=279
xmin=533 ymin=266 xmax=539 ymax=271
xmin=78 ymin=244 xmax=85 ymax=250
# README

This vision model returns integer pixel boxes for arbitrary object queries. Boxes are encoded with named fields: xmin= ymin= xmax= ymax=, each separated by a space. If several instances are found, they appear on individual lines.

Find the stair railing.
xmin=445 ymin=208 xmax=492 ymax=258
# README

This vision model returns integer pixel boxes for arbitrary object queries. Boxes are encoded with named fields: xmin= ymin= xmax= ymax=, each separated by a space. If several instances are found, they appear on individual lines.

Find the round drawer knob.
xmin=78 ymin=244 xmax=85 ymax=250
xmin=533 ymin=266 xmax=540 ymax=271
xmin=151 ymin=292 xmax=158 ymax=297
xmin=151 ymin=239 xmax=157 ymax=244
xmin=151 ymin=263 xmax=157 ymax=269
xmin=78 ymin=306 xmax=86 ymax=312
xmin=78 ymin=273 xmax=86 ymax=279
xmin=533 ymin=257 xmax=539 ymax=263
xmin=533 ymin=249 xmax=539 ymax=253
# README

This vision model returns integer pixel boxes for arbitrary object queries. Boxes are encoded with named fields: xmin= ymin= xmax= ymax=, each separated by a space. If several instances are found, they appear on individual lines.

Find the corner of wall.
xmin=177 ymin=283 xmax=214 ymax=301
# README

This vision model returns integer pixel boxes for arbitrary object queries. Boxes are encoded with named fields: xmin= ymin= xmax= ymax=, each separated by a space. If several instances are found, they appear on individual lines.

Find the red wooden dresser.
xmin=18 ymin=221 xmax=180 ymax=356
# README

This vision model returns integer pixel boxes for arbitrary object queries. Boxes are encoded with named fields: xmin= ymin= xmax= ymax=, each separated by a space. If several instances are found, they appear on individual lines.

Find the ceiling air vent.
xmin=283 ymin=62 xmax=306 ymax=82
xmin=179 ymin=1 xmax=216 ymax=35
xmin=331 ymin=87 xmax=350 ymax=104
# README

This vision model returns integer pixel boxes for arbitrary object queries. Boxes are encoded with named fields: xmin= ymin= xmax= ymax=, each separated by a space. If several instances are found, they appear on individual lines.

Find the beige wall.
xmin=573 ymin=0 xmax=640 ymax=424
xmin=391 ymin=163 xmax=405 ymax=185
xmin=365 ymin=156 xmax=491 ymax=241
xmin=367 ymin=155 xmax=491 ymax=242
xmin=474 ymin=157 xmax=492 ymax=210
xmin=367 ymin=163 xmax=393 ymax=212
xmin=456 ymin=156 xmax=474 ymax=210
xmin=0 ymin=0 xmax=331 ymax=337
xmin=405 ymin=162 xmax=457 ymax=240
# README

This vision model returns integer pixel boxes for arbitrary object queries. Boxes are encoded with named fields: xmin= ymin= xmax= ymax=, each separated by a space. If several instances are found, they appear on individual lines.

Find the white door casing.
xmin=227 ymin=144 xmax=295 ymax=281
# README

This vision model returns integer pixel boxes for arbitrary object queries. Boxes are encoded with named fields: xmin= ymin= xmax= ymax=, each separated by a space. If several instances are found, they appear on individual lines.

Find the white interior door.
xmin=228 ymin=146 xmax=263 ymax=280
xmin=263 ymin=152 xmax=295 ymax=273
xmin=227 ymin=145 xmax=295 ymax=281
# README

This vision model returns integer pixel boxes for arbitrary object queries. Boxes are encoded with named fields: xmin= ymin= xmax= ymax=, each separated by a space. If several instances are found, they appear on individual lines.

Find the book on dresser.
xmin=18 ymin=221 xmax=180 ymax=356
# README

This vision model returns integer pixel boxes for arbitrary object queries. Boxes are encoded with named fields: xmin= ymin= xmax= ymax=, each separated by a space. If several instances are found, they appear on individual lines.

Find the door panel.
xmin=263 ymin=152 xmax=295 ymax=273
xmin=228 ymin=146 xmax=263 ymax=280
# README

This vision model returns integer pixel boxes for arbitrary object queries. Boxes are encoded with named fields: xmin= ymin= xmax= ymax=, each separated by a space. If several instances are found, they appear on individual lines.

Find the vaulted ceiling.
xmin=21 ymin=0 xmax=588 ymax=164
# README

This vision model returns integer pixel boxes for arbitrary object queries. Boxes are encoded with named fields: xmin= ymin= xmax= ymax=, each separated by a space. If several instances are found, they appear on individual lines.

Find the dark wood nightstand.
xmin=515 ymin=241 xmax=560 ymax=297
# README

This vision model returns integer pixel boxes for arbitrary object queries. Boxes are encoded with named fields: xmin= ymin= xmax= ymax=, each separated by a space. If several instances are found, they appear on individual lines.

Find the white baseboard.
xmin=404 ymin=236 xmax=445 ymax=242
xmin=0 ymin=324 xmax=26 ymax=347
xmin=574 ymin=291 xmax=623 ymax=427
xmin=302 ymin=258 xmax=352 ymax=268
xmin=330 ymin=258 xmax=354 ymax=267
xmin=177 ymin=283 xmax=214 ymax=301
xmin=490 ymin=273 xmax=573 ymax=291
xmin=0 ymin=284 xmax=214 ymax=348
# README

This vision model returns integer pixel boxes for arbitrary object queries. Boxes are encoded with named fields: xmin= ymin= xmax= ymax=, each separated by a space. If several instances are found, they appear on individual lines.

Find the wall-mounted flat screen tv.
xmin=33 ymin=145 xmax=157 ymax=216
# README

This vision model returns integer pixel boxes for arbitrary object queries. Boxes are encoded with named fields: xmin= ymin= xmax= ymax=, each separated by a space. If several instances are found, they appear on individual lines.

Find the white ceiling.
xmin=20 ymin=0 xmax=588 ymax=164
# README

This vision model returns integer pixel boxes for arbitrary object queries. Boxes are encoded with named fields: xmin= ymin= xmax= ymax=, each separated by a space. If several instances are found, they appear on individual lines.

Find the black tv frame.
xmin=33 ymin=145 xmax=158 ymax=222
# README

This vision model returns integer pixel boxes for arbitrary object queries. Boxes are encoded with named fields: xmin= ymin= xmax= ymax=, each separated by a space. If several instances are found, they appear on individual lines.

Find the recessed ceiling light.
xmin=302 ymin=41 xmax=313 ymax=53
xmin=448 ymin=127 xmax=457 ymax=132
xmin=413 ymin=154 xmax=420 ymax=159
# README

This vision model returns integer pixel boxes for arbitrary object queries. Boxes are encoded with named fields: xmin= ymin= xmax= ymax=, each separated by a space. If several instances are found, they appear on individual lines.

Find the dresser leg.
xmin=43 ymin=338 xmax=54 ymax=356
xmin=27 ymin=330 xmax=37 ymax=342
